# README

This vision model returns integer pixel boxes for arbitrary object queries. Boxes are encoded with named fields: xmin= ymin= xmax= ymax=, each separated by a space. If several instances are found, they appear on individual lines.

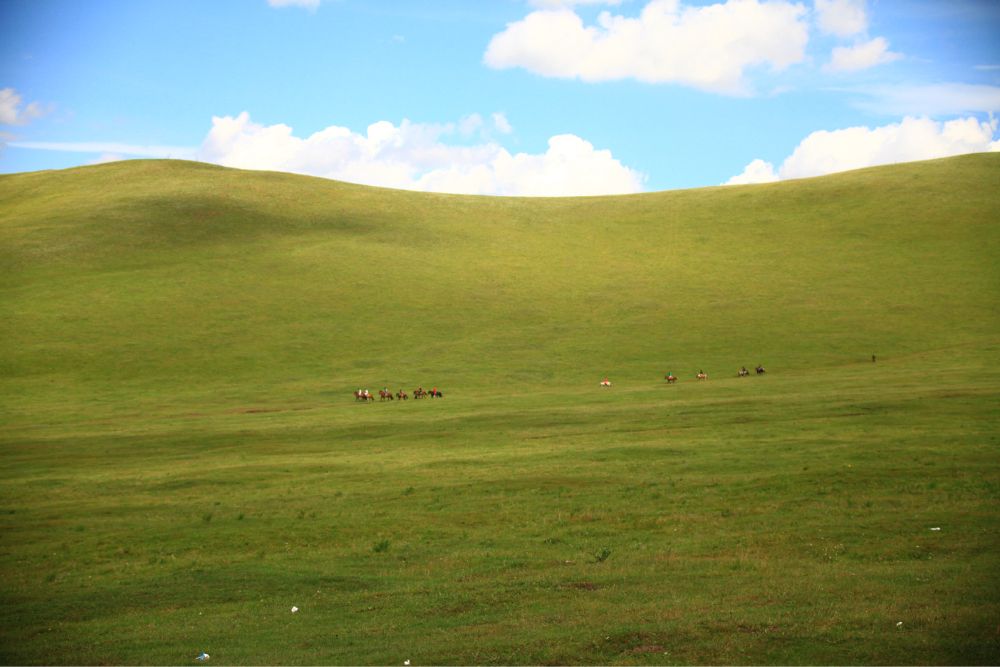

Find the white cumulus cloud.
xmin=814 ymin=0 xmax=867 ymax=37
xmin=725 ymin=158 xmax=778 ymax=185
xmin=196 ymin=112 xmax=644 ymax=196
xmin=825 ymin=37 xmax=901 ymax=72
xmin=483 ymin=0 xmax=810 ymax=95
xmin=0 ymin=88 xmax=46 ymax=126
xmin=726 ymin=116 xmax=1000 ymax=184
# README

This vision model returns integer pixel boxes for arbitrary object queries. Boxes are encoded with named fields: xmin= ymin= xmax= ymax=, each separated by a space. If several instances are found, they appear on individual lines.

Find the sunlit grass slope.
xmin=2 ymin=155 xmax=997 ymax=415
xmin=0 ymin=155 xmax=998 ymax=665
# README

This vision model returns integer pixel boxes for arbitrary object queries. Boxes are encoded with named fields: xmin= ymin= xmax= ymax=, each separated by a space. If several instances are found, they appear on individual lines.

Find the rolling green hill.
xmin=2 ymin=155 xmax=998 ymax=413
xmin=1 ymin=155 xmax=998 ymax=665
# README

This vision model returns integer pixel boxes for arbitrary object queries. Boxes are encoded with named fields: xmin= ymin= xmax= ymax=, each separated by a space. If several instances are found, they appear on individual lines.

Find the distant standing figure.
xmin=872 ymin=353 xmax=876 ymax=363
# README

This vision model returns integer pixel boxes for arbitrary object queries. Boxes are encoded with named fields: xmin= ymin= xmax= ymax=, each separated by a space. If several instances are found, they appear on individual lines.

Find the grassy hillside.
xmin=0 ymin=155 xmax=998 ymax=664
xmin=2 ymin=155 xmax=997 ymax=414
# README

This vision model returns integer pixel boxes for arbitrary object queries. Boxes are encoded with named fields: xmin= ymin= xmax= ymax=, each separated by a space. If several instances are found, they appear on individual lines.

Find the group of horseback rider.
xmin=355 ymin=386 xmax=442 ymax=402
xmin=659 ymin=364 xmax=765 ymax=383
xmin=359 ymin=364 xmax=770 ymax=400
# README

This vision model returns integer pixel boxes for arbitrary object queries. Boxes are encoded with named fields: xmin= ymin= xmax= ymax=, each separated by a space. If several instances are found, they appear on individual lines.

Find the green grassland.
xmin=1 ymin=155 xmax=998 ymax=664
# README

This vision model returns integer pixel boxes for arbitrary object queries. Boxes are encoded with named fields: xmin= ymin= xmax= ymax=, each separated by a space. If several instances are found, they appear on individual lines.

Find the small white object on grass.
xmin=896 ymin=621 xmax=903 ymax=628
xmin=930 ymin=527 xmax=941 ymax=531
xmin=404 ymin=661 xmax=410 ymax=665
xmin=291 ymin=606 xmax=299 ymax=613
xmin=196 ymin=652 xmax=210 ymax=661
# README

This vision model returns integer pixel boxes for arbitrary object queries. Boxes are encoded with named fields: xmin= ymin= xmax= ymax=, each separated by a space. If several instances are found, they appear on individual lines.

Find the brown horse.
xmin=696 ymin=372 xmax=708 ymax=380
xmin=429 ymin=388 xmax=443 ymax=398
xmin=413 ymin=388 xmax=427 ymax=399
xmin=379 ymin=390 xmax=394 ymax=401
xmin=396 ymin=390 xmax=408 ymax=400
xmin=355 ymin=390 xmax=374 ymax=402
xmin=665 ymin=374 xmax=677 ymax=384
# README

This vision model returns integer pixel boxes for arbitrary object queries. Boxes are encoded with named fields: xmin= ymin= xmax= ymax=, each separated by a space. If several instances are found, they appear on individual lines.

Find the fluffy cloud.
xmin=726 ymin=116 xmax=1000 ymax=184
xmin=0 ymin=88 xmax=46 ymax=126
xmin=484 ymin=0 xmax=809 ymax=95
xmin=492 ymin=112 xmax=513 ymax=135
xmin=825 ymin=37 xmax=901 ymax=72
xmin=196 ymin=112 xmax=644 ymax=196
xmin=725 ymin=158 xmax=779 ymax=185
xmin=813 ymin=0 xmax=867 ymax=37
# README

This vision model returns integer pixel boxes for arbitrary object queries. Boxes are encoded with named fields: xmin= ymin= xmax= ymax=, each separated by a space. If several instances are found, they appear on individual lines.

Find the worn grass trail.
xmin=1 ymin=155 xmax=998 ymax=664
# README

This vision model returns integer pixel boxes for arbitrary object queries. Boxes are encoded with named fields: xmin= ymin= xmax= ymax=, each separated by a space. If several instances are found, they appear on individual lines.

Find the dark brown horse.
xmin=665 ymin=374 xmax=677 ymax=384
xmin=413 ymin=388 xmax=427 ymax=399
xmin=396 ymin=390 xmax=408 ymax=400
xmin=379 ymin=389 xmax=394 ymax=401
xmin=429 ymin=388 xmax=443 ymax=398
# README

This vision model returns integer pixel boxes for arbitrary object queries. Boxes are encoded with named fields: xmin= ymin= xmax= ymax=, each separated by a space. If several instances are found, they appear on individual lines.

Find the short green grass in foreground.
xmin=0 ymin=156 xmax=998 ymax=664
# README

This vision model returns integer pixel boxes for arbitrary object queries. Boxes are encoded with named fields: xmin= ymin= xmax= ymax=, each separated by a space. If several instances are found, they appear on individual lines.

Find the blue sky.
xmin=1 ymin=0 xmax=999 ymax=195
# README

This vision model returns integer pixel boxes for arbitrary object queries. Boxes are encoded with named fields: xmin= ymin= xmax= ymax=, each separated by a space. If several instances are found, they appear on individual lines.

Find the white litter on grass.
xmin=404 ymin=661 xmax=410 ymax=665
xmin=930 ymin=527 xmax=941 ymax=531
xmin=196 ymin=652 xmax=210 ymax=661
xmin=291 ymin=606 xmax=299 ymax=613
xmin=896 ymin=621 xmax=903 ymax=628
